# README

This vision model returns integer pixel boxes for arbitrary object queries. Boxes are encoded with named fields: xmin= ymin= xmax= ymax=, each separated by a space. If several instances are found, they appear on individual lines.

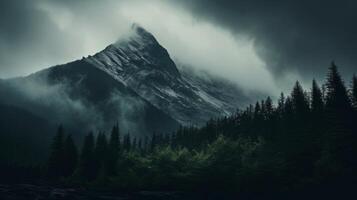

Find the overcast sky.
xmin=1 ymin=0 xmax=356 ymax=95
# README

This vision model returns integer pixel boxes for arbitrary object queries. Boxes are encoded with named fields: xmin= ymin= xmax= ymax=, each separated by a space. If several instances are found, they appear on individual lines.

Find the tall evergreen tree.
xmin=323 ymin=62 xmax=355 ymax=173
xmin=109 ymin=123 xmax=120 ymax=152
xmin=311 ymin=80 xmax=324 ymax=115
xmin=79 ymin=132 xmax=96 ymax=180
xmin=63 ymin=134 xmax=78 ymax=177
xmin=254 ymin=101 xmax=261 ymax=119
xmin=311 ymin=80 xmax=325 ymax=139
xmin=290 ymin=81 xmax=311 ymax=150
xmin=95 ymin=132 xmax=108 ymax=177
xmin=291 ymin=81 xmax=310 ymax=117
xmin=108 ymin=123 xmax=120 ymax=175
xmin=277 ymin=92 xmax=285 ymax=119
xmin=47 ymin=125 xmax=65 ymax=179
xmin=260 ymin=100 xmax=266 ymax=119
xmin=325 ymin=62 xmax=352 ymax=111
xmin=265 ymin=96 xmax=274 ymax=118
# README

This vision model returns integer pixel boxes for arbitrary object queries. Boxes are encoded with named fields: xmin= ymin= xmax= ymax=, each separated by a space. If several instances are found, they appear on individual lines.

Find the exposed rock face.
xmin=86 ymin=24 xmax=249 ymax=125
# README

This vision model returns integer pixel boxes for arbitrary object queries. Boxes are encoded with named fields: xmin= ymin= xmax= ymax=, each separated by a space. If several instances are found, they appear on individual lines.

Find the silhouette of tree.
xmin=311 ymin=80 xmax=324 ymax=116
xmin=78 ymin=132 xmax=96 ymax=180
xmin=63 ymin=134 xmax=78 ymax=177
xmin=47 ymin=125 xmax=65 ymax=179
xmin=322 ymin=62 xmax=354 ymax=175
xmin=291 ymin=81 xmax=310 ymax=117
xmin=310 ymin=79 xmax=325 ymax=150
xmin=95 ymin=132 xmax=108 ymax=177
xmin=108 ymin=123 xmax=120 ymax=175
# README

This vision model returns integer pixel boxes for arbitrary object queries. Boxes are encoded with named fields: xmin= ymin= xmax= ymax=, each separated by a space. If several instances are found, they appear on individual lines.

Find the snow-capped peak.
xmin=84 ymin=24 xmax=246 ymax=126
xmin=86 ymin=24 xmax=180 ymax=80
xmin=113 ymin=23 xmax=158 ymax=50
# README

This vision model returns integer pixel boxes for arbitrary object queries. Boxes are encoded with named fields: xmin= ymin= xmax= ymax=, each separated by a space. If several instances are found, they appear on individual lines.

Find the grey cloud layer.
xmin=1 ymin=0 xmax=356 ymax=92
xmin=172 ymin=0 xmax=357 ymax=80
xmin=0 ymin=0 xmax=73 ymax=77
xmin=0 ymin=0 xmax=130 ymax=78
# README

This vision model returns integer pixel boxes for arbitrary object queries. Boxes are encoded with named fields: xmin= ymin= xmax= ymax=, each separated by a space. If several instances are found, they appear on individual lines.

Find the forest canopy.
xmin=2 ymin=63 xmax=357 ymax=195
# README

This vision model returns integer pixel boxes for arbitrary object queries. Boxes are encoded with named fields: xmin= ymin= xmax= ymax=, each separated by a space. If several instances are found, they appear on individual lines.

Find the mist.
xmin=0 ymin=67 xmax=164 ymax=137
xmin=0 ymin=0 xmax=279 ymax=96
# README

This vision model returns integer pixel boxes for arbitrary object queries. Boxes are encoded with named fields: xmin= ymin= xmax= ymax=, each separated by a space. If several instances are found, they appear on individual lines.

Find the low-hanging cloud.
xmin=118 ymin=1 xmax=278 ymax=94
xmin=2 ymin=73 xmax=105 ymax=132
xmin=171 ymin=0 xmax=357 ymax=84
xmin=0 ymin=0 xmax=279 ymax=96
xmin=0 ymin=70 xmax=164 ymax=136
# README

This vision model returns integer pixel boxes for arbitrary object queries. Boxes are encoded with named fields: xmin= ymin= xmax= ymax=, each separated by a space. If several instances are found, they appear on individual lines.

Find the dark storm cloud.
xmin=0 ymin=0 xmax=129 ymax=78
xmin=2 ymin=0 xmax=354 ymax=93
xmin=0 ymin=0 xmax=70 ymax=77
xmin=173 ymin=0 xmax=357 ymax=80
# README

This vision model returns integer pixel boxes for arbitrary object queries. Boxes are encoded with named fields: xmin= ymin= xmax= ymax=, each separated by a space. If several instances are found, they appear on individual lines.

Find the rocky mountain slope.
xmin=86 ymin=24 xmax=250 ymax=125
xmin=0 ymin=24 xmax=251 ymax=137
xmin=0 ymin=24 xmax=252 ymax=164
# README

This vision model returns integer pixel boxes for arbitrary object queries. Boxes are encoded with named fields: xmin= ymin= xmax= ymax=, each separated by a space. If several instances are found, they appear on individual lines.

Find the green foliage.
xmin=43 ymin=64 xmax=357 ymax=193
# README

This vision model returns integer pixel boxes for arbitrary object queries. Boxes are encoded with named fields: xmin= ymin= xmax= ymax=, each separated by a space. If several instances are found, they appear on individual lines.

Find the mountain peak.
xmin=131 ymin=23 xmax=152 ymax=38
xmin=113 ymin=23 xmax=159 ymax=50
xmin=85 ymin=23 xmax=180 ymax=82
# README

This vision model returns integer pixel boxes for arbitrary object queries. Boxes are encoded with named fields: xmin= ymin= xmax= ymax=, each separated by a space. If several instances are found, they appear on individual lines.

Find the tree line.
xmin=45 ymin=62 xmax=357 ymax=193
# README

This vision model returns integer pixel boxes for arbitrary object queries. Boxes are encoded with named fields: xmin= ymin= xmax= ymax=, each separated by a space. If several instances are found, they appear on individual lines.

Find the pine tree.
xmin=277 ymin=93 xmax=285 ymax=119
xmin=311 ymin=80 xmax=325 ymax=139
xmin=265 ymin=96 xmax=274 ymax=118
xmin=109 ymin=123 xmax=120 ymax=153
xmin=264 ymin=96 xmax=275 ymax=139
xmin=291 ymin=81 xmax=310 ymax=117
xmin=325 ymin=62 xmax=352 ymax=112
xmin=260 ymin=100 xmax=266 ymax=119
xmin=254 ymin=102 xmax=261 ymax=120
xmin=47 ymin=125 xmax=65 ymax=179
xmin=323 ymin=62 xmax=354 ymax=173
xmin=311 ymin=80 xmax=324 ymax=115
xmin=79 ymin=132 xmax=96 ymax=180
xmin=108 ymin=123 xmax=120 ymax=175
xmin=290 ymin=81 xmax=311 ymax=143
xmin=95 ymin=132 xmax=108 ymax=177
xmin=63 ymin=134 xmax=78 ymax=177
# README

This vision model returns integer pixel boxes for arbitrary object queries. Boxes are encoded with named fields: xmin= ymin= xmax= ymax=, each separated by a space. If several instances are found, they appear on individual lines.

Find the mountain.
xmin=0 ymin=24 xmax=252 ymax=164
xmin=86 ymin=24 xmax=250 ymax=125
xmin=0 ymin=24 xmax=250 ymax=137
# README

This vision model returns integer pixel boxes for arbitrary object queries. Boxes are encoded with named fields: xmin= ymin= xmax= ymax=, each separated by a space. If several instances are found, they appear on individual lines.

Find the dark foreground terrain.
xmin=1 ymin=184 xmax=355 ymax=200
xmin=0 ymin=184 xmax=198 ymax=200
